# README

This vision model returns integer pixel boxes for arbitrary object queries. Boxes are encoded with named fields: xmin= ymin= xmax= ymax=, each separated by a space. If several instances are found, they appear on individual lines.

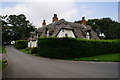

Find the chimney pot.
xmin=82 ymin=17 xmax=85 ymax=20
xmin=52 ymin=14 xmax=58 ymax=22
xmin=81 ymin=16 xmax=86 ymax=25
xmin=54 ymin=14 xmax=57 ymax=17
xmin=42 ymin=20 xmax=46 ymax=27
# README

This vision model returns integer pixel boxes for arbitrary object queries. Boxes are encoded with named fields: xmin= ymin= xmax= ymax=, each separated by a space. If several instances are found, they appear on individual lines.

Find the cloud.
xmin=113 ymin=13 xmax=118 ymax=22
xmin=1 ymin=2 xmax=96 ymax=28
xmin=2 ymin=2 xmax=80 ymax=28
xmin=77 ymin=4 xmax=95 ymax=19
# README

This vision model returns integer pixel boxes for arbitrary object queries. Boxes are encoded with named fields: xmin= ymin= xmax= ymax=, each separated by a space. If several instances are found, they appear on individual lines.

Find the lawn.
xmin=0 ymin=60 xmax=2 ymax=69
xmin=0 ymin=46 xmax=7 ymax=69
xmin=65 ymin=53 xmax=120 ymax=62
xmin=19 ymin=49 xmax=31 ymax=54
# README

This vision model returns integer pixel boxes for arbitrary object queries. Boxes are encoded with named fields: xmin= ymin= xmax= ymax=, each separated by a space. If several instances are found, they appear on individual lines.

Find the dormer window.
xmin=62 ymin=29 xmax=64 ymax=32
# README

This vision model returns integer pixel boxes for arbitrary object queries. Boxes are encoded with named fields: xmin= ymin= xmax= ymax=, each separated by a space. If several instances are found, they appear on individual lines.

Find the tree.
xmin=75 ymin=17 xmax=120 ymax=39
xmin=2 ymin=14 xmax=35 ymax=44
xmin=87 ymin=18 xmax=120 ymax=39
xmin=1 ymin=15 xmax=12 ymax=44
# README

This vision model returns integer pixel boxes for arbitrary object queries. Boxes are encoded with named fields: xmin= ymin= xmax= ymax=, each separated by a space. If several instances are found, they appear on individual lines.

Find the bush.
xmin=15 ymin=40 xmax=28 ymax=49
xmin=26 ymin=47 xmax=31 ymax=51
xmin=31 ymin=47 xmax=38 ymax=54
xmin=37 ymin=37 xmax=120 ymax=59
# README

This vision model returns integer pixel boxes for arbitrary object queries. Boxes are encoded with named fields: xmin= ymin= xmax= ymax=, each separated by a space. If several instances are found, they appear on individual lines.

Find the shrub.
xmin=26 ymin=47 xmax=31 ymax=51
xmin=15 ymin=40 xmax=28 ymax=49
xmin=37 ymin=37 xmax=120 ymax=59
xmin=31 ymin=47 xmax=38 ymax=54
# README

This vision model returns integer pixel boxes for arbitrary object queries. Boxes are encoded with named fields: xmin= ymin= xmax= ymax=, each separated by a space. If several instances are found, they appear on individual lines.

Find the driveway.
xmin=3 ymin=46 xmax=118 ymax=78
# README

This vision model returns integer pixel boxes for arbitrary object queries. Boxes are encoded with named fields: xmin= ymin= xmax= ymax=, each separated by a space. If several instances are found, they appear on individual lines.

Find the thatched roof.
xmin=36 ymin=19 xmax=99 ymax=40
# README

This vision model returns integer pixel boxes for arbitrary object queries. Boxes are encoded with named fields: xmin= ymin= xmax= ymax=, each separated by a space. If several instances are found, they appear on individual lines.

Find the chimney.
xmin=81 ymin=17 xmax=86 ymax=25
xmin=42 ymin=20 xmax=46 ymax=27
xmin=52 ymin=14 xmax=58 ymax=22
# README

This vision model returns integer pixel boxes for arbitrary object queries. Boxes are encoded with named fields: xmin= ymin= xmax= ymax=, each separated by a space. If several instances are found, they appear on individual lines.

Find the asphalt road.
xmin=3 ymin=46 xmax=118 ymax=78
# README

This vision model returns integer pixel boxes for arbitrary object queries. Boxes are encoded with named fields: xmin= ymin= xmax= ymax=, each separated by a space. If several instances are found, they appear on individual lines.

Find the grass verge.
xmin=18 ymin=49 xmax=39 ymax=56
xmin=19 ymin=49 xmax=31 ymax=54
xmin=0 ymin=46 xmax=6 ymax=54
xmin=18 ymin=48 xmax=120 ymax=62
xmin=2 ymin=46 xmax=6 ymax=53
xmin=0 ymin=60 xmax=7 ymax=69
xmin=0 ymin=47 xmax=2 ymax=54
xmin=65 ymin=53 xmax=120 ymax=62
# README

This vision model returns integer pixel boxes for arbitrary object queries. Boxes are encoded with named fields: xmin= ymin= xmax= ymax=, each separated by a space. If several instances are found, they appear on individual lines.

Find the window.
xmin=62 ymin=29 xmax=64 ymax=32
xmin=65 ymin=33 xmax=68 ymax=37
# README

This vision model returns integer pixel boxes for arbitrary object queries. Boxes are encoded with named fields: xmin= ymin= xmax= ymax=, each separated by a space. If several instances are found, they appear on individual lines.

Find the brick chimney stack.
xmin=52 ymin=14 xmax=58 ymax=22
xmin=42 ymin=20 xmax=46 ymax=27
xmin=81 ymin=17 xmax=86 ymax=25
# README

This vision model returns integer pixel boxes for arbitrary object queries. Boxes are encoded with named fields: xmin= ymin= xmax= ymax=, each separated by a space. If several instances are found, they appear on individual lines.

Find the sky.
xmin=0 ymin=0 xmax=120 ymax=28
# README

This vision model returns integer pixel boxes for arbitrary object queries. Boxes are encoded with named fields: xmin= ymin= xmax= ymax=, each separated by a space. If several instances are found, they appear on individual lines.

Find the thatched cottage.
xmin=28 ymin=14 xmax=99 ymax=47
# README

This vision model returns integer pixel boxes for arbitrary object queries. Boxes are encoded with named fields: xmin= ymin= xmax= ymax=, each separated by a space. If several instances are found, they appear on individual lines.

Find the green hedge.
xmin=38 ymin=37 xmax=120 ymax=59
xmin=15 ymin=40 xmax=28 ymax=49
xmin=31 ymin=47 xmax=38 ymax=54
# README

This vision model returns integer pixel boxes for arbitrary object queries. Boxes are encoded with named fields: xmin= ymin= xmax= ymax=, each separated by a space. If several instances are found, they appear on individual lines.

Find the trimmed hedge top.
xmin=15 ymin=40 xmax=28 ymax=49
xmin=37 ymin=37 xmax=120 ymax=59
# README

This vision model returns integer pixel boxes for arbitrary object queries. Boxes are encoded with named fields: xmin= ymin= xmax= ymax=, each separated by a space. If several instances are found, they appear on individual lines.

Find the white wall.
xmin=28 ymin=41 xmax=37 ymax=48
xmin=86 ymin=32 xmax=90 ymax=40
xmin=57 ymin=29 xmax=75 ymax=38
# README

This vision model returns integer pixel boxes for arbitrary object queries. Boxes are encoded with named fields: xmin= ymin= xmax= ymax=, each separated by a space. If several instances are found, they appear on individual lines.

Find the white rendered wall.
xmin=28 ymin=41 xmax=37 ymax=48
xmin=57 ymin=29 xmax=75 ymax=38
xmin=86 ymin=32 xmax=90 ymax=40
